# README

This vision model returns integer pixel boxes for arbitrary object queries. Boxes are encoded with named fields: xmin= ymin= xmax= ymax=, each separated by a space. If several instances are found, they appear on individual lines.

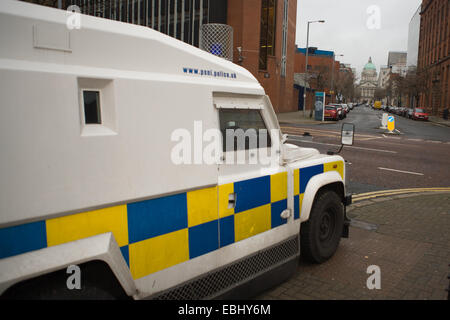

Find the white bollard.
xmin=380 ymin=113 xmax=388 ymax=129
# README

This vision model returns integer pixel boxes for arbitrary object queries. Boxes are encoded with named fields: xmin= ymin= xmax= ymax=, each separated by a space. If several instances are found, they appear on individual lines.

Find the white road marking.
xmin=378 ymin=167 xmax=424 ymax=176
xmin=426 ymin=140 xmax=442 ymax=143
xmin=407 ymin=138 xmax=424 ymax=142
xmin=287 ymin=135 xmax=397 ymax=154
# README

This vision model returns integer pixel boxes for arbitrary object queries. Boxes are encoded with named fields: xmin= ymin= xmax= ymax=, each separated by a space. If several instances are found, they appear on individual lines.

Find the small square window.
xmin=83 ymin=90 xmax=101 ymax=124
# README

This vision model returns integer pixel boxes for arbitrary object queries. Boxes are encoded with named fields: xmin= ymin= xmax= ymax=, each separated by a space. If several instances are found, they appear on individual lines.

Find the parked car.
xmin=407 ymin=108 xmax=414 ymax=119
xmin=324 ymin=105 xmax=339 ymax=121
xmin=397 ymin=107 xmax=405 ymax=116
xmin=334 ymin=104 xmax=344 ymax=119
xmin=342 ymin=104 xmax=349 ymax=115
xmin=411 ymin=108 xmax=429 ymax=121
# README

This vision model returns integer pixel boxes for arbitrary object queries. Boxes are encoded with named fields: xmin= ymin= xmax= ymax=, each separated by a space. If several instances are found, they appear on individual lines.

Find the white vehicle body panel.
xmin=0 ymin=0 xmax=347 ymax=299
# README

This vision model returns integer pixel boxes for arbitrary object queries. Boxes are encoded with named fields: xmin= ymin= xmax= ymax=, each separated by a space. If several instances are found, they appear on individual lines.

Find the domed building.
xmin=359 ymin=57 xmax=378 ymax=102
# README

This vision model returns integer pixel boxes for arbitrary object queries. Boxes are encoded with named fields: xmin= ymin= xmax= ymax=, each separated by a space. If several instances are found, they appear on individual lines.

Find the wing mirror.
xmin=341 ymin=123 xmax=355 ymax=146
xmin=327 ymin=123 xmax=355 ymax=155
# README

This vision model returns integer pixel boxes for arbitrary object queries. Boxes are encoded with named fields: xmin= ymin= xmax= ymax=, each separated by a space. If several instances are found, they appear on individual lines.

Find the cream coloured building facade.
xmin=359 ymin=57 xmax=378 ymax=102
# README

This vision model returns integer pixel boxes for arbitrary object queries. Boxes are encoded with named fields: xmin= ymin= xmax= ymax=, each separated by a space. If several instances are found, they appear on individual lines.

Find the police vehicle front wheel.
xmin=300 ymin=190 xmax=344 ymax=264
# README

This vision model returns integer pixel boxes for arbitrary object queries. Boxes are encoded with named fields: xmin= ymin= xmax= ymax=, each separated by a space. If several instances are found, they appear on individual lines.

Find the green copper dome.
xmin=364 ymin=57 xmax=376 ymax=70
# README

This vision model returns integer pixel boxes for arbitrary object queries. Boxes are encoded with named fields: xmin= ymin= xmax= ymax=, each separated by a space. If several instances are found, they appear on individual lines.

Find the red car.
xmin=411 ymin=108 xmax=429 ymax=121
xmin=324 ymin=105 xmax=339 ymax=121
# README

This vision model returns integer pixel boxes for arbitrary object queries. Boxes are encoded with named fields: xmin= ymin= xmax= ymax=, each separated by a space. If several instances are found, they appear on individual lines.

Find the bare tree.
xmin=336 ymin=71 xmax=356 ymax=102
xmin=310 ymin=65 xmax=331 ymax=92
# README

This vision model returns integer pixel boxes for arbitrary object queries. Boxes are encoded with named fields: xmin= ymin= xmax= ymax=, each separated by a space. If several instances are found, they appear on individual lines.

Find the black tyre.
xmin=300 ymin=190 xmax=344 ymax=264
xmin=1 ymin=260 xmax=130 ymax=300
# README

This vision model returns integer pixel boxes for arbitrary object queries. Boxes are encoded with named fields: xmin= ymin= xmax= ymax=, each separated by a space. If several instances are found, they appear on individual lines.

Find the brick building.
xmin=294 ymin=47 xmax=341 ymax=111
xmin=228 ymin=0 xmax=298 ymax=113
xmin=23 ymin=0 xmax=299 ymax=113
xmin=418 ymin=0 xmax=450 ymax=116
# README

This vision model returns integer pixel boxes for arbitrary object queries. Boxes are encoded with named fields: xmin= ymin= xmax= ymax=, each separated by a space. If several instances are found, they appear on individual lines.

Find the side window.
xmin=82 ymin=90 xmax=101 ymax=124
xmin=219 ymin=109 xmax=272 ymax=152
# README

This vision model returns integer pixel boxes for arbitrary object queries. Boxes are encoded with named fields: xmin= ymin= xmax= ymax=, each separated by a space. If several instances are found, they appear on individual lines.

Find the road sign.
xmin=387 ymin=116 xmax=395 ymax=132
xmin=315 ymin=92 xmax=325 ymax=121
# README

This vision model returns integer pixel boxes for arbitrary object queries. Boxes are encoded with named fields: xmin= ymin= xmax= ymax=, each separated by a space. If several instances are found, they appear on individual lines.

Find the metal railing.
xmin=22 ymin=0 xmax=209 ymax=47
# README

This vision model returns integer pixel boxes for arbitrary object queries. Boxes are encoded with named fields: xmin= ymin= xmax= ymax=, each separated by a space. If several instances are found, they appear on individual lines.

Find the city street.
xmin=281 ymin=105 xmax=450 ymax=194
xmin=254 ymin=106 xmax=450 ymax=300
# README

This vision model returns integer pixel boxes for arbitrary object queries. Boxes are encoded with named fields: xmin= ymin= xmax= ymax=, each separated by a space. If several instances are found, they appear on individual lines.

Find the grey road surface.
xmin=281 ymin=106 xmax=450 ymax=194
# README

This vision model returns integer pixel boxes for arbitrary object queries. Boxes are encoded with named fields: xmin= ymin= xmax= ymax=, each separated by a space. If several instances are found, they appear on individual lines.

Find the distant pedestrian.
xmin=443 ymin=108 xmax=449 ymax=120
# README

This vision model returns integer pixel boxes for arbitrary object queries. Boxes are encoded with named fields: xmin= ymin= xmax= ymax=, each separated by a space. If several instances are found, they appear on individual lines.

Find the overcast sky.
xmin=296 ymin=0 xmax=422 ymax=78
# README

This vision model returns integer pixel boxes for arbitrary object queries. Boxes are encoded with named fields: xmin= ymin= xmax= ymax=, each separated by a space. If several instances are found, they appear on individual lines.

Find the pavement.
xmin=428 ymin=116 xmax=450 ymax=128
xmin=256 ymin=192 xmax=450 ymax=300
xmin=276 ymin=111 xmax=333 ymax=125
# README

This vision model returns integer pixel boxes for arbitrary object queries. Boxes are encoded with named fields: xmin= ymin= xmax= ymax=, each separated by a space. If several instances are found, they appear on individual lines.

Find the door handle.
xmin=228 ymin=193 xmax=237 ymax=209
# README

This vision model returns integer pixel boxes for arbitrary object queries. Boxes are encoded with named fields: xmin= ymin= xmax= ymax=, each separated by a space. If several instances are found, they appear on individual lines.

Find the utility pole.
xmin=303 ymin=20 xmax=325 ymax=117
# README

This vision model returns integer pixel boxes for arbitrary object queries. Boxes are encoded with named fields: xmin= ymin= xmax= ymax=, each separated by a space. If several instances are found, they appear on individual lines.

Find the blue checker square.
xmin=219 ymin=215 xmax=235 ymax=248
xmin=189 ymin=220 xmax=219 ymax=259
xmin=127 ymin=193 xmax=188 ymax=244
xmin=294 ymin=195 xmax=300 ymax=220
xmin=300 ymin=164 xmax=324 ymax=194
xmin=271 ymin=199 xmax=288 ymax=229
xmin=120 ymin=245 xmax=129 ymax=267
xmin=234 ymin=175 xmax=271 ymax=213
xmin=0 ymin=220 xmax=47 ymax=259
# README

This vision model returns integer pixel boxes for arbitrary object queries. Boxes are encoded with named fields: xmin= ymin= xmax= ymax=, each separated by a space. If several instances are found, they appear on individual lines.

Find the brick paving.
xmin=257 ymin=193 xmax=450 ymax=300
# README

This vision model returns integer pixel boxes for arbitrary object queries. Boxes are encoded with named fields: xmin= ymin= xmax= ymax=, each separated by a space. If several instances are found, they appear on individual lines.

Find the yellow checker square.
xmin=129 ymin=228 xmax=189 ymax=279
xmin=187 ymin=186 xmax=218 ymax=227
xmin=218 ymin=183 xmax=234 ymax=218
xmin=270 ymin=171 xmax=287 ymax=203
xmin=294 ymin=169 xmax=300 ymax=196
xmin=324 ymin=161 xmax=344 ymax=179
xmin=234 ymin=204 xmax=271 ymax=243
xmin=46 ymin=204 xmax=128 ymax=248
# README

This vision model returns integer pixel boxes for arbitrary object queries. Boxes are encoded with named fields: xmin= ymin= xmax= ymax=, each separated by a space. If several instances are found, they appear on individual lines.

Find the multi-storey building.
xmin=418 ymin=0 xmax=449 ymax=116
xmin=23 ymin=0 xmax=299 ymax=113
xmin=407 ymin=5 xmax=421 ymax=70
xmin=294 ymin=47 xmax=342 ymax=109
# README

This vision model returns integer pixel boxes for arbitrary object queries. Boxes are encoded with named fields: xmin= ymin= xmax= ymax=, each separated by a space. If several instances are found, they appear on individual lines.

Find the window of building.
xmin=219 ymin=109 xmax=271 ymax=152
xmin=259 ymin=0 xmax=276 ymax=70
xmin=82 ymin=90 xmax=102 ymax=124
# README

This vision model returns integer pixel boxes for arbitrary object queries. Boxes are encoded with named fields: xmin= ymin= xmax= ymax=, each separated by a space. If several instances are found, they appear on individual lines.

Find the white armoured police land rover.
xmin=0 ymin=0 xmax=352 ymax=299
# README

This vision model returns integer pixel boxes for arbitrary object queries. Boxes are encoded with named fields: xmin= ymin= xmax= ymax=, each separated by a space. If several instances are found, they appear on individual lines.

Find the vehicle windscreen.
xmin=415 ymin=109 xmax=424 ymax=113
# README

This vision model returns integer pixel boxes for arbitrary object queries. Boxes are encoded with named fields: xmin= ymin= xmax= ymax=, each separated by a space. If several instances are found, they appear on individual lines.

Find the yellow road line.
xmin=352 ymin=188 xmax=450 ymax=202
xmin=353 ymin=187 xmax=450 ymax=198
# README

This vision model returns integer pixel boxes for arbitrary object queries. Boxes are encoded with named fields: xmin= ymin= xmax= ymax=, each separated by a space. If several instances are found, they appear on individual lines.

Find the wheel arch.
xmin=0 ymin=232 xmax=137 ymax=299
xmin=300 ymin=171 xmax=345 ymax=223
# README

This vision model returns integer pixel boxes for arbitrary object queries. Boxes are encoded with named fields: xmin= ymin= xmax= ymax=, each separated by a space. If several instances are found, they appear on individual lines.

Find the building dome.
xmin=364 ymin=57 xmax=376 ymax=70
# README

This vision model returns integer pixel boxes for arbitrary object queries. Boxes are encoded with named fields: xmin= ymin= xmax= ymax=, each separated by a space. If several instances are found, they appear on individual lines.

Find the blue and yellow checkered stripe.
xmin=294 ymin=161 xmax=344 ymax=220
xmin=0 ymin=162 xmax=343 ymax=280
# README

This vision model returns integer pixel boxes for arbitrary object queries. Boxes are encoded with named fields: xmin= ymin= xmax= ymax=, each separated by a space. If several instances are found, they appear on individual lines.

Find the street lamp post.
xmin=331 ymin=54 xmax=344 ymax=104
xmin=303 ymin=20 xmax=325 ymax=117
